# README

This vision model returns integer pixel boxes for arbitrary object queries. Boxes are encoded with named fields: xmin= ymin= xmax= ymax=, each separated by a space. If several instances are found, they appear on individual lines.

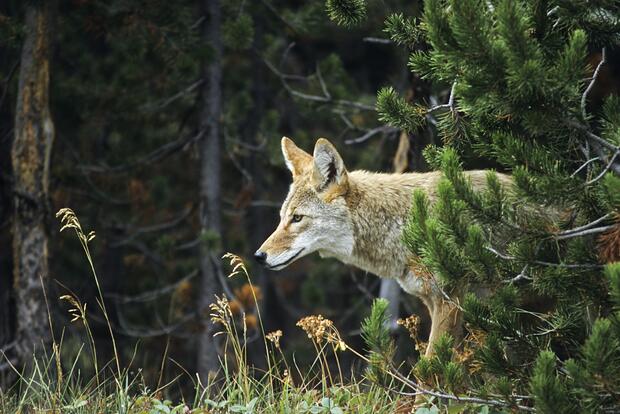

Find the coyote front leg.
xmin=425 ymin=296 xmax=463 ymax=357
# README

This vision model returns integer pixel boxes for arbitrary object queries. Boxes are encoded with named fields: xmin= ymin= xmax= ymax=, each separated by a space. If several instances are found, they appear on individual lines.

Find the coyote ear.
xmin=312 ymin=138 xmax=348 ymax=192
xmin=281 ymin=137 xmax=312 ymax=176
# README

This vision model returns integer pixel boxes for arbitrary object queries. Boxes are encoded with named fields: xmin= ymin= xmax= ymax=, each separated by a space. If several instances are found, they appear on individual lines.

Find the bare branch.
xmin=571 ymin=156 xmax=600 ymax=177
xmin=587 ymin=149 xmax=620 ymax=184
xmin=567 ymin=120 xmax=620 ymax=175
xmin=315 ymin=63 xmax=331 ymax=100
xmin=174 ymin=237 xmax=201 ymax=251
xmin=350 ymin=271 xmax=380 ymax=302
xmin=113 ymin=305 xmax=198 ymax=338
xmin=79 ymin=130 xmax=204 ymax=175
xmin=363 ymin=37 xmax=393 ymax=44
xmin=337 ymin=112 xmax=356 ymax=130
xmin=344 ymin=125 xmax=398 ymax=145
xmin=106 ymin=270 xmax=198 ymax=304
xmin=249 ymin=200 xmax=282 ymax=208
xmin=486 ymin=246 xmax=602 ymax=269
xmin=189 ymin=16 xmax=205 ymax=30
xmin=569 ymin=120 xmax=620 ymax=153
xmin=120 ymin=240 xmax=166 ymax=268
xmin=224 ymin=133 xmax=253 ymax=183
xmin=507 ymin=265 xmax=532 ymax=283
xmin=0 ymin=341 xmax=16 ymax=354
xmin=555 ymin=224 xmax=614 ymax=240
xmin=428 ymin=81 xmax=457 ymax=113
xmin=259 ymin=0 xmax=299 ymax=34
xmin=109 ymin=207 xmax=193 ymax=247
xmin=140 ymin=79 xmax=204 ymax=112
xmin=389 ymin=367 xmax=535 ymax=412
xmin=262 ymin=57 xmax=375 ymax=111
xmin=554 ymin=214 xmax=612 ymax=237
xmin=581 ymin=48 xmax=606 ymax=122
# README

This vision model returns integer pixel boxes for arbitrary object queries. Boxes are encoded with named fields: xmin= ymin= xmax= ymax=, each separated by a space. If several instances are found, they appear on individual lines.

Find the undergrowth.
xmin=0 ymin=209 xmax=502 ymax=413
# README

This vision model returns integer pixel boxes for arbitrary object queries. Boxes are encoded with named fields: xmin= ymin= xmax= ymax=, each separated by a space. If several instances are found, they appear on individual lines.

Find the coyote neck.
xmin=341 ymin=170 xmax=443 ymax=283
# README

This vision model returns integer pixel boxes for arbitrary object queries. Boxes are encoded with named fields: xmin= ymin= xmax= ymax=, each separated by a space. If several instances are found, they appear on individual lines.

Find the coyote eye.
xmin=291 ymin=214 xmax=303 ymax=223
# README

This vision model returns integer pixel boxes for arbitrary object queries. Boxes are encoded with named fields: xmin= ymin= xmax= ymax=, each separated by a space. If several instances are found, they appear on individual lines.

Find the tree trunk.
xmin=11 ymin=1 xmax=55 ymax=365
xmin=196 ymin=0 xmax=222 ymax=382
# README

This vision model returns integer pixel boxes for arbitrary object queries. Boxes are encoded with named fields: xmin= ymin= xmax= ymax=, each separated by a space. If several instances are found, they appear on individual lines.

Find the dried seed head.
xmin=56 ymin=208 xmax=81 ymax=232
xmin=397 ymin=315 xmax=421 ymax=340
xmin=223 ymin=252 xmax=249 ymax=278
xmin=209 ymin=295 xmax=232 ymax=325
xmin=56 ymin=208 xmax=95 ymax=245
xmin=296 ymin=315 xmax=345 ymax=349
xmin=398 ymin=314 xmax=426 ymax=352
xmin=297 ymin=315 xmax=332 ymax=342
xmin=266 ymin=330 xmax=283 ymax=348
xmin=60 ymin=294 xmax=86 ymax=323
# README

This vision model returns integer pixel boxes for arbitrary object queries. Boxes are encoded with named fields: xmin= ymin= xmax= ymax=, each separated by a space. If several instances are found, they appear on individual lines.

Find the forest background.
xmin=0 ymin=0 xmax=432 ymax=393
xmin=1 ymin=0 xmax=620 ymax=412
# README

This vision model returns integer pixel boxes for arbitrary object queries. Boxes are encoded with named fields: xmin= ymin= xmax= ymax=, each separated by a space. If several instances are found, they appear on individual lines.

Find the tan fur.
xmin=257 ymin=137 xmax=511 ymax=356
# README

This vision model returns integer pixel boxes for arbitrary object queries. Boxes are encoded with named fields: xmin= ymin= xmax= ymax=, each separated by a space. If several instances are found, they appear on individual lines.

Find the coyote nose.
xmin=254 ymin=251 xmax=267 ymax=265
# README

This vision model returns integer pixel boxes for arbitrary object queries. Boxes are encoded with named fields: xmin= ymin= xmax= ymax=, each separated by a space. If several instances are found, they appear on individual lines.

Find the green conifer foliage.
xmin=325 ymin=0 xmax=367 ymax=28
xmin=361 ymin=298 xmax=396 ymax=385
xmin=366 ymin=0 xmax=620 ymax=409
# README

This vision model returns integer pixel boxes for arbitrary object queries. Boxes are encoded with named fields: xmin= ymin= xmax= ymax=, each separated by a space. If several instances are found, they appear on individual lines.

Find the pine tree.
xmin=330 ymin=0 xmax=620 ymax=411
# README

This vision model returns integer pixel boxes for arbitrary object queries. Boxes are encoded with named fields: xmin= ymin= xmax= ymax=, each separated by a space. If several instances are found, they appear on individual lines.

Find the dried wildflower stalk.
xmin=297 ymin=315 xmax=346 ymax=387
xmin=397 ymin=314 xmax=427 ymax=354
xmin=59 ymin=293 xmax=99 ymax=384
xmin=222 ymin=252 xmax=274 ymax=378
xmin=209 ymin=295 xmax=234 ymax=332
xmin=56 ymin=208 xmax=121 ymax=379
xmin=266 ymin=330 xmax=283 ymax=349
xmin=60 ymin=294 xmax=86 ymax=323
xmin=222 ymin=252 xmax=249 ymax=279
xmin=296 ymin=315 xmax=346 ymax=351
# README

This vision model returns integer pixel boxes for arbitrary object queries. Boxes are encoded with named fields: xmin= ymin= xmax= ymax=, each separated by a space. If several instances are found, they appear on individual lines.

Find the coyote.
xmin=256 ymin=137 xmax=511 ymax=355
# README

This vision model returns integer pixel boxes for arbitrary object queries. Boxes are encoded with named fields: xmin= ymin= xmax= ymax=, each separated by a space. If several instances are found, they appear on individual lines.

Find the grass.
xmin=2 ymin=208 xmax=531 ymax=413
xmin=0 ymin=209 xmax=420 ymax=414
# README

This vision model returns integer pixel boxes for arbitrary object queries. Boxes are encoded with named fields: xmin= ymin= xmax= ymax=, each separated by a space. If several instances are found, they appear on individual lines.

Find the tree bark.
xmin=11 ymin=1 xmax=55 ymax=365
xmin=197 ymin=0 xmax=222 ymax=382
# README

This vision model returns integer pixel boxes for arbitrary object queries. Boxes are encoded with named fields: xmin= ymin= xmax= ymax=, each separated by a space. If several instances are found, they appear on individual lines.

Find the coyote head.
xmin=255 ymin=137 xmax=355 ymax=270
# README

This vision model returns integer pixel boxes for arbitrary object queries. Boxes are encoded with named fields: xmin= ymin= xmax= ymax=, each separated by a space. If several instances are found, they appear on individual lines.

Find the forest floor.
xmin=1 ymin=210 xmax=430 ymax=414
